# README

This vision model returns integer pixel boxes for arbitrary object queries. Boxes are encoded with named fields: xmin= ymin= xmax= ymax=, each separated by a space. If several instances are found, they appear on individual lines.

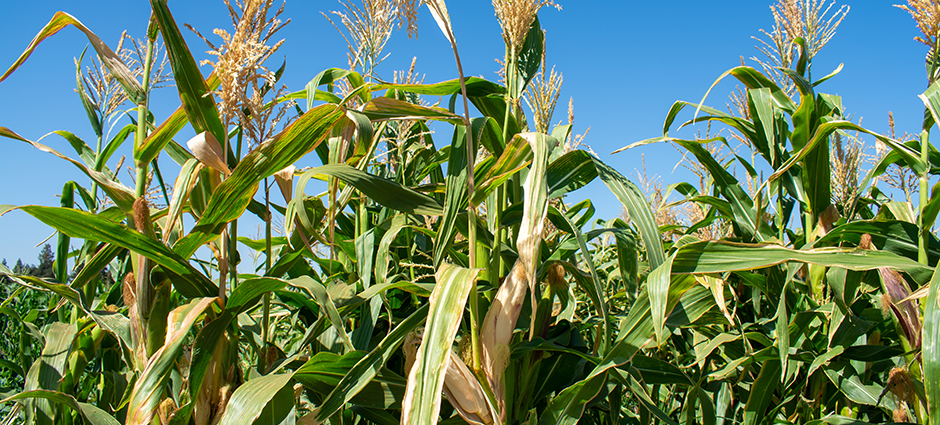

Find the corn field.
xmin=2 ymin=0 xmax=940 ymax=424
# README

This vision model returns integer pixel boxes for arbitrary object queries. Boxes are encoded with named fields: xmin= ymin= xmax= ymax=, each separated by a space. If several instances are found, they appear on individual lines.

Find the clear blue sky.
xmin=0 ymin=0 xmax=931 ymax=266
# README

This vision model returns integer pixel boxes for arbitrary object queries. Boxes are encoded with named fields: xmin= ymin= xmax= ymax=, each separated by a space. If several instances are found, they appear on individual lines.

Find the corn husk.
xmin=274 ymin=165 xmax=295 ymax=203
xmin=442 ymin=351 xmax=497 ymax=425
xmin=187 ymin=132 xmax=231 ymax=176
xmin=480 ymin=261 xmax=526 ymax=418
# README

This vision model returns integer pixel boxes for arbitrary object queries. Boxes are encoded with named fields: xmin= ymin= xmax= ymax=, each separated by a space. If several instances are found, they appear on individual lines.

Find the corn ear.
xmin=443 ymin=351 xmax=498 ymax=425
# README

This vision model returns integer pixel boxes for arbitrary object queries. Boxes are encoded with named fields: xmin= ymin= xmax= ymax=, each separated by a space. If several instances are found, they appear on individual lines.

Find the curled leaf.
xmin=274 ymin=165 xmax=295 ymax=203
xmin=187 ymin=132 xmax=231 ymax=176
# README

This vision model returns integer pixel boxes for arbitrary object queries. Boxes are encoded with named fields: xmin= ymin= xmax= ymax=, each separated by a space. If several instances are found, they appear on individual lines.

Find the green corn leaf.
xmin=163 ymin=159 xmax=203 ymax=243
xmin=768 ymin=120 xmax=925 ymax=187
xmin=649 ymin=255 xmax=675 ymax=345
xmin=174 ymin=104 xmax=345 ymax=258
xmin=0 ymin=11 xmax=144 ymax=102
xmin=1 ymin=127 xmax=135 ymax=212
xmin=149 ymin=0 xmax=226 ymax=146
xmin=363 ymin=96 xmax=464 ymax=125
xmin=470 ymin=135 xmax=532 ymax=206
xmin=816 ymin=220 xmax=940 ymax=263
xmin=23 ymin=322 xmax=75 ymax=425
xmin=313 ymin=305 xmax=427 ymax=421
xmin=74 ymin=48 xmax=102 ymax=138
xmin=554 ymin=210 xmax=612 ymax=351
xmin=217 ymin=372 xmax=296 ymax=425
xmin=515 ymin=16 xmax=544 ymax=95
xmin=538 ymin=374 xmax=608 ymax=425
xmin=672 ymin=240 xmax=932 ymax=284
xmin=823 ymin=363 xmax=897 ymax=410
xmin=743 ymin=359 xmax=780 ymax=425
xmin=0 ymin=269 xmax=132 ymax=349
xmin=434 ymin=124 xmax=471 ymax=267
xmin=137 ymin=71 xmax=220 ymax=166
xmin=304 ymin=68 xmax=355 ymax=110
xmin=14 ymin=205 xmax=215 ymax=297
xmin=401 ymin=263 xmax=483 ymax=425
xmin=547 ymin=150 xmax=598 ymax=199
xmin=290 ymin=276 xmax=355 ymax=352
xmin=747 ymin=88 xmax=776 ymax=163
xmin=98 ymin=123 xmax=136 ymax=172
xmin=624 ymin=371 xmax=680 ymax=425
xmin=297 ymin=351 xmax=408 ymax=411
xmin=379 ymin=76 xmax=505 ymax=98
xmin=297 ymin=164 xmax=444 ymax=218
xmin=592 ymin=156 xmax=665 ymax=270
xmin=629 ymin=356 xmax=693 ymax=386
xmin=697 ymin=66 xmax=796 ymax=115
xmin=677 ymin=141 xmax=765 ymax=241
xmin=2 ymin=389 xmax=120 ymax=425
xmin=56 ymin=182 xmax=74 ymax=285
xmin=921 ymin=79 xmax=940 ymax=131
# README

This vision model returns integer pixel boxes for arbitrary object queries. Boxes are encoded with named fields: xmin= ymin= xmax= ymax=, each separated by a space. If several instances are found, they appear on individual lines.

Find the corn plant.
xmin=4 ymin=0 xmax=940 ymax=425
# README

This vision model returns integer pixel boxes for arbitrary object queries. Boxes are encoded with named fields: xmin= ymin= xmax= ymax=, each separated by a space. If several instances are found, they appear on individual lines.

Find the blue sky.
xmin=0 ymin=0 xmax=932 ymax=266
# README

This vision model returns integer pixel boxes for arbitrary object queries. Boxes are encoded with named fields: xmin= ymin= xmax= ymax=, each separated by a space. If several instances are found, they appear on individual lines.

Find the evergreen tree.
xmin=35 ymin=244 xmax=54 ymax=278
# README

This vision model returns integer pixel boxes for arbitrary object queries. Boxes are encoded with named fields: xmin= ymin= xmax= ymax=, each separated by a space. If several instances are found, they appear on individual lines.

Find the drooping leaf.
xmin=0 ymin=11 xmax=144 ymax=102
xmin=15 ymin=205 xmax=215 ymax=297
xmin=593 ymin=157 xmax=665 ymax=269
xmin=1 ymin=390 xmax=120 ymax=425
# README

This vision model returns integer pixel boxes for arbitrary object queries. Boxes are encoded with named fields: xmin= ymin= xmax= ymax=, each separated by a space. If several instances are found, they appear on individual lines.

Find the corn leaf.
xmin=312 ymin=307 xmax=425 ymax=421
xmin=297 ymin=164 xmax=444 ymax=217
xmin=672 ymin=241 xmax=932 ymax=283
xmin=592 ymin=157 xmax=665 ymax=270
xmin=363 ymin=96 xmax=464 ymax=125
xmin=1 ymin=127 xmax=135 ymax=212
xmin=174 ymin=104 xmax=345 ymax=258
xmin=217 ymin=372 xmax=296 ymax=425
xmin=401 ymin=263 xmax=483 ymax=425
xmin=0 ymin=270 xmax=132 ymax=349
xmin=0 ymin=11 xmax=144 ymax=102
xmin=149 ymin=0 xmax=226 ymax=146
xmin=290 ymin=276 xmax=355 ymax=352
xmin=23 ymin=322 xmax=75 ymax=425
xmin=470 ymin=135 xmax=532 ymax=206
xmin=296 ymin=351 xmax=408 ymax=411
xmin=15 ymin=205 xmax=216 ymax=297
xmin=547 ymin=150 xmax=598 ymax=199
xmin=434 ymin=124 xmax=472 ymax=267
xmin=1 ymin=389 xmax=120 ymax=425
xmin=137 ymin=72 xmax=220 ymax=167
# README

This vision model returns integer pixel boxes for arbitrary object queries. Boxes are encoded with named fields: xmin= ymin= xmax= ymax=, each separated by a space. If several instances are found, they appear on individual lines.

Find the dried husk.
xmin=274 ymin=165 xmax=295 ymax=203
xmin=187 ymin=132 xmax=231 ymax=176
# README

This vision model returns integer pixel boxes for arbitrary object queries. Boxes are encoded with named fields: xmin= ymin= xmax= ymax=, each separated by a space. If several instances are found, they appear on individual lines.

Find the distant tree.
xmin=35 ymin=244 xmax=54 ymax=279
xmin=13 ymin=259 xmax=26 ymax=275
